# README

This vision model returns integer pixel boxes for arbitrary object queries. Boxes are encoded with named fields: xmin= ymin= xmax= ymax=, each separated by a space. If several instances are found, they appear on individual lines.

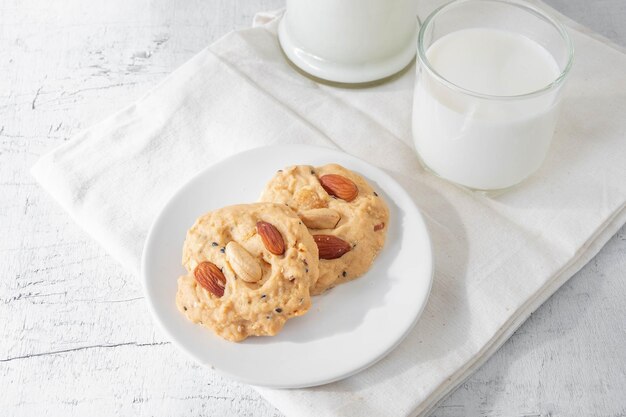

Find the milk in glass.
xmin=413 ymin=28 xmax=562 ymax=190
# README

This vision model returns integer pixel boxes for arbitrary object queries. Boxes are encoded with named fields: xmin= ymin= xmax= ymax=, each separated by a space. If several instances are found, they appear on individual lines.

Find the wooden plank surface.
xmin=1 ymin=0 xmax=624 ymax=416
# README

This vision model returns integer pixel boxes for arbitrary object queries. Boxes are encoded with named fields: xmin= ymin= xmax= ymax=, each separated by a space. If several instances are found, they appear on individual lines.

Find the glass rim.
xmin=417 ymin=0 xmax=575 ymax=100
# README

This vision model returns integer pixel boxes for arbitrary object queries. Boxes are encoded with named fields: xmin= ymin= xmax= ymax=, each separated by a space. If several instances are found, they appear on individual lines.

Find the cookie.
xmin=259 ymin=164 xmax=389 ymax=295
xmin=176 ymin=203 xmax=319 ymax=342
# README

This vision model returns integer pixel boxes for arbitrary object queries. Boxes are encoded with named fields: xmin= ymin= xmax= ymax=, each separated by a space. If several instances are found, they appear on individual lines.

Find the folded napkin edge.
xmin=410 ymin=203 xmax=626 ymax=416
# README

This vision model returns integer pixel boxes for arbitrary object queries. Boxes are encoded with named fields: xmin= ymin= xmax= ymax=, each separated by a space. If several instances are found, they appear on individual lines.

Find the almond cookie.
xmin=259 ymin=164 xmax=389 ymax=295
xmin=176 ymin=203 xmax=319 ymax=342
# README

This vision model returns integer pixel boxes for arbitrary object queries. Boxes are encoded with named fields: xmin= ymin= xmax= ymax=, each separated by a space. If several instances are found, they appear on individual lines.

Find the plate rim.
xmin=140 ymin=144 xmax=433 ymax=388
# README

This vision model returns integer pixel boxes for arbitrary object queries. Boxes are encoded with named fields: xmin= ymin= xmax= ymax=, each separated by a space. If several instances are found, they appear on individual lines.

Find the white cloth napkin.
xmin=32 ymin=2 xmax=626 ymax=416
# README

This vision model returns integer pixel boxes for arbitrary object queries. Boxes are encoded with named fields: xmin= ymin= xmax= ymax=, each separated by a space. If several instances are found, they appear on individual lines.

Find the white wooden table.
xmin=1 ymin=1 xmax=625 ymax=416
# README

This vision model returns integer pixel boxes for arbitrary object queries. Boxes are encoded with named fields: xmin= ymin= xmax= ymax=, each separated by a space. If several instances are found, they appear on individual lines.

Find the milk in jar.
xmin=279 ymin=0 xmax=419 ymax=82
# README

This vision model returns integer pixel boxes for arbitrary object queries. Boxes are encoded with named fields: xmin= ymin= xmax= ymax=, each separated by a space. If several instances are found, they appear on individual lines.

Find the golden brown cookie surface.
xmin=176 ymin=203 xmax=319 ymax=342
xmin=260 ymin=164 xmax=389 ymax=295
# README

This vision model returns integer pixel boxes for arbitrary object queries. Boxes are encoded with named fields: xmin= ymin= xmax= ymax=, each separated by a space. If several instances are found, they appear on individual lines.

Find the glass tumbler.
xmin=412 ymin=0 xmax=574 ymax=191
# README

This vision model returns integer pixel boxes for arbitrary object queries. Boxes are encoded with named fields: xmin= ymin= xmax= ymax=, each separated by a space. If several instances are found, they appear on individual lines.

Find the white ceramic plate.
xmin=141 ymin=144 xmax=433 ymax=388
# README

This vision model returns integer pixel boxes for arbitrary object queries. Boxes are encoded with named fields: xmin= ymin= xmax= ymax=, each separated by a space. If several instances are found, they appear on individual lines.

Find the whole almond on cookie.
xmin=256 ymin=221 xmax=285 ymax=255
xmin=319 ymin=174 xmax=358 ymax=202
xmin=300 ymin=208 xmax=341 ymax=230
xmin=313 ymin=235 xmax=352 ymax=260
xmin=194 ymin=261 xmax=226 ymax=297
xmin=226 ymin=241 xmax=262 ymax=283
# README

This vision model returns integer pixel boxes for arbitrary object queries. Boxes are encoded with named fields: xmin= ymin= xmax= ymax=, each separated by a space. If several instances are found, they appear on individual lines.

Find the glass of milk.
xmin=279 ymin=0 xmax=419 ymax=84
xmin=412 ymin=0 xmax=574 ymax=191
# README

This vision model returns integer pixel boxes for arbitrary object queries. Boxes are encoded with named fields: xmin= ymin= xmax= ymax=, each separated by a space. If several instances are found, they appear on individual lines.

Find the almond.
xmin=319 ymin=174 xmax=358 ymax=202
xmin=194 ymin=261 xmax=226 ymax=297
xmin=374 ymin=222 xmax=385 ymax=231
xmin=313 ymin=234 xmax=352 ymax=260
xmin=300 ymin=208 xmax=341 ymax=230
xmin=256 ymin=221 xmax=285 ymax=255
xmin=225 ymin=241 xmax=262 ymax=283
